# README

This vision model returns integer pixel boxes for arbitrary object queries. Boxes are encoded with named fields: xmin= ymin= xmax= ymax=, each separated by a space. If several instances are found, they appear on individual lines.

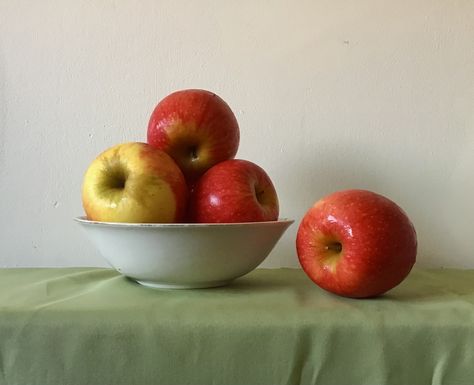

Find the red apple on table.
xmin=189 ymin=159 xmax=279 ymax=223
xmin=147 ymin=89 xmax=240 ymax=183
xmin=296 ymin=189 xmax=417 ymax=298
xmin=82 ymin=142 xmax=187 ymax=223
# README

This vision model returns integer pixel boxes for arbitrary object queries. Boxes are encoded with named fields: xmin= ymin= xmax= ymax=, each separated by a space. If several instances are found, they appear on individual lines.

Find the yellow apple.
xmin=82 ymin=142 xmax=187 ymax=223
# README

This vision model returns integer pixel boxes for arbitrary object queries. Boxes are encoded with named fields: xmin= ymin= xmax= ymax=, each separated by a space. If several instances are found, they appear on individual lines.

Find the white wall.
xmin=0 ymin=0 xmax=473 ymax=268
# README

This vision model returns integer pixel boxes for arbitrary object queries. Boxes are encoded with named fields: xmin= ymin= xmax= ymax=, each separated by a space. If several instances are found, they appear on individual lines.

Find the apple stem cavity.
xmin=255 ymin=189 xmax=265 ymax=204
xmin=190 ymin=146 xmax=199 ymax=161
xmin=325 ymin=242 xmax=342 ymax=253
xmin=104 ymin=168 xmax=127 ymax=190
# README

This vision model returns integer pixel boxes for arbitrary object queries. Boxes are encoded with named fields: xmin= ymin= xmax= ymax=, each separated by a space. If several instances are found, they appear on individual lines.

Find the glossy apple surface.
xmin=296 ymin=189 xmax=417 ymax=298
xmin=189 ymin=159 xmax=279 ymax=223
xmin=147 ymin=89 xmax=240 ymax=182
xmin=82 ymin=142 xmax=187 ymax=223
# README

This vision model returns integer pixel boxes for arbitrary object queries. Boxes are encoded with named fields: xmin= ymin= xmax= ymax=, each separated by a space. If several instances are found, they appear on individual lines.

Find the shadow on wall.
xmin=278 ymin=138 xmax=456 ymax=269
xmin=271 ymin=142 xmax=389 ymax=268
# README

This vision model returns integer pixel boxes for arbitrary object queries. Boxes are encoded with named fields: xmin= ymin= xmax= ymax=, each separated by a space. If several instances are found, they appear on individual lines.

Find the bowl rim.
xmin=74 ymin=216 xmax=294 ymax=228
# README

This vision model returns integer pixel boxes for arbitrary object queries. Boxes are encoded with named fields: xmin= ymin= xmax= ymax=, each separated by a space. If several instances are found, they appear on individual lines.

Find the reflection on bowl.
xmin=75 ymin=217 xmax=294 ymax=289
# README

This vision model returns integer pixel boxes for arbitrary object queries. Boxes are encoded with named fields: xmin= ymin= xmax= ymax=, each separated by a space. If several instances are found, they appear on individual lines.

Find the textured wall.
xmin=0 ymin=0 xmax=473 ymax=268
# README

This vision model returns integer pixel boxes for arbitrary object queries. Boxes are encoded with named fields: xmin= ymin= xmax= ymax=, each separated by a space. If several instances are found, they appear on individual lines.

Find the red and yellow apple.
xmin=189 ymin=159 xmax=279 ymax=223
xmin=296 ymin=189 xmax=417 ymax=298
xmin=147 ymin=89 xmax=240 ymax=183
xmin=82 ymin=142 xmax=187 ymax=223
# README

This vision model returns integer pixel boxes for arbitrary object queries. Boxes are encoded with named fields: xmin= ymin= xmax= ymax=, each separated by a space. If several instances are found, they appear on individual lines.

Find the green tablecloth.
xmin=0 ymin=268 xmax=473 ymax=385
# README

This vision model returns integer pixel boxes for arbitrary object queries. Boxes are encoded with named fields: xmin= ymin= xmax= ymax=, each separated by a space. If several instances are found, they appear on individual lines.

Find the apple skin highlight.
xmin=296 ymin=189 xmax=417 ymax=298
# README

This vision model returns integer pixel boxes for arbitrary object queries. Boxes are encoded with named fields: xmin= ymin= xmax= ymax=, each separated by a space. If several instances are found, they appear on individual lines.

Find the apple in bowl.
xmin=147 ymin=89 xmax=240 ymax=183
xmin=82 ymin=142 xmax=187 ymax=223
xmin=189 ymin=159 xmax=279 ymax=223
xmin=296 ymin=189 xmax=417 ymax=298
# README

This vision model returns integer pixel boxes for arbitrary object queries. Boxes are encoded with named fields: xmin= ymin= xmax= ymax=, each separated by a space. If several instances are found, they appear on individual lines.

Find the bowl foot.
xmin=135 ymin=279 xmax=233 ymax=289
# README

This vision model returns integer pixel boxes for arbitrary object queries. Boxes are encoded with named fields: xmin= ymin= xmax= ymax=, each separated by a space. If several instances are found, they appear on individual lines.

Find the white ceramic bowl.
xmin=75 ymin=217 xmax=294 ymax=289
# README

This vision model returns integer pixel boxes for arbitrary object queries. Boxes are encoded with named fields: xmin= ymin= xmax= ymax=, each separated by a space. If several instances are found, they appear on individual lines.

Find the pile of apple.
xmin=82 ymin=89 xmax=418 ymax=299
xmin=82 ymin=89 xmax=279 ymax=224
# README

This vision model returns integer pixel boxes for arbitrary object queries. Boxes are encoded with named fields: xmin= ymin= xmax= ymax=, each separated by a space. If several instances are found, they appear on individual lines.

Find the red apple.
xmin=147 ymin=89 xmax=240 ymax=182
xmin=296 ymin=189 xmax=417 ymax=298
xmin=82 ymin=142 xmax=187 ymax=223
xmin=189 ymin=159 xmax=279 ymax=223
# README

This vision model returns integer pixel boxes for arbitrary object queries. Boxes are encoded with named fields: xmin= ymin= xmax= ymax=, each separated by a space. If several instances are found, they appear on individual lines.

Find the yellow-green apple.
xmin=147 ymin=89 xmax=240 ymax=182
xmin=82 ymin=142 xmax=187 ymax=223
xmin=296 ymin=189 xmax=417 ymax=298
xmin=189 ymin=159 xmax=279 ymax=223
